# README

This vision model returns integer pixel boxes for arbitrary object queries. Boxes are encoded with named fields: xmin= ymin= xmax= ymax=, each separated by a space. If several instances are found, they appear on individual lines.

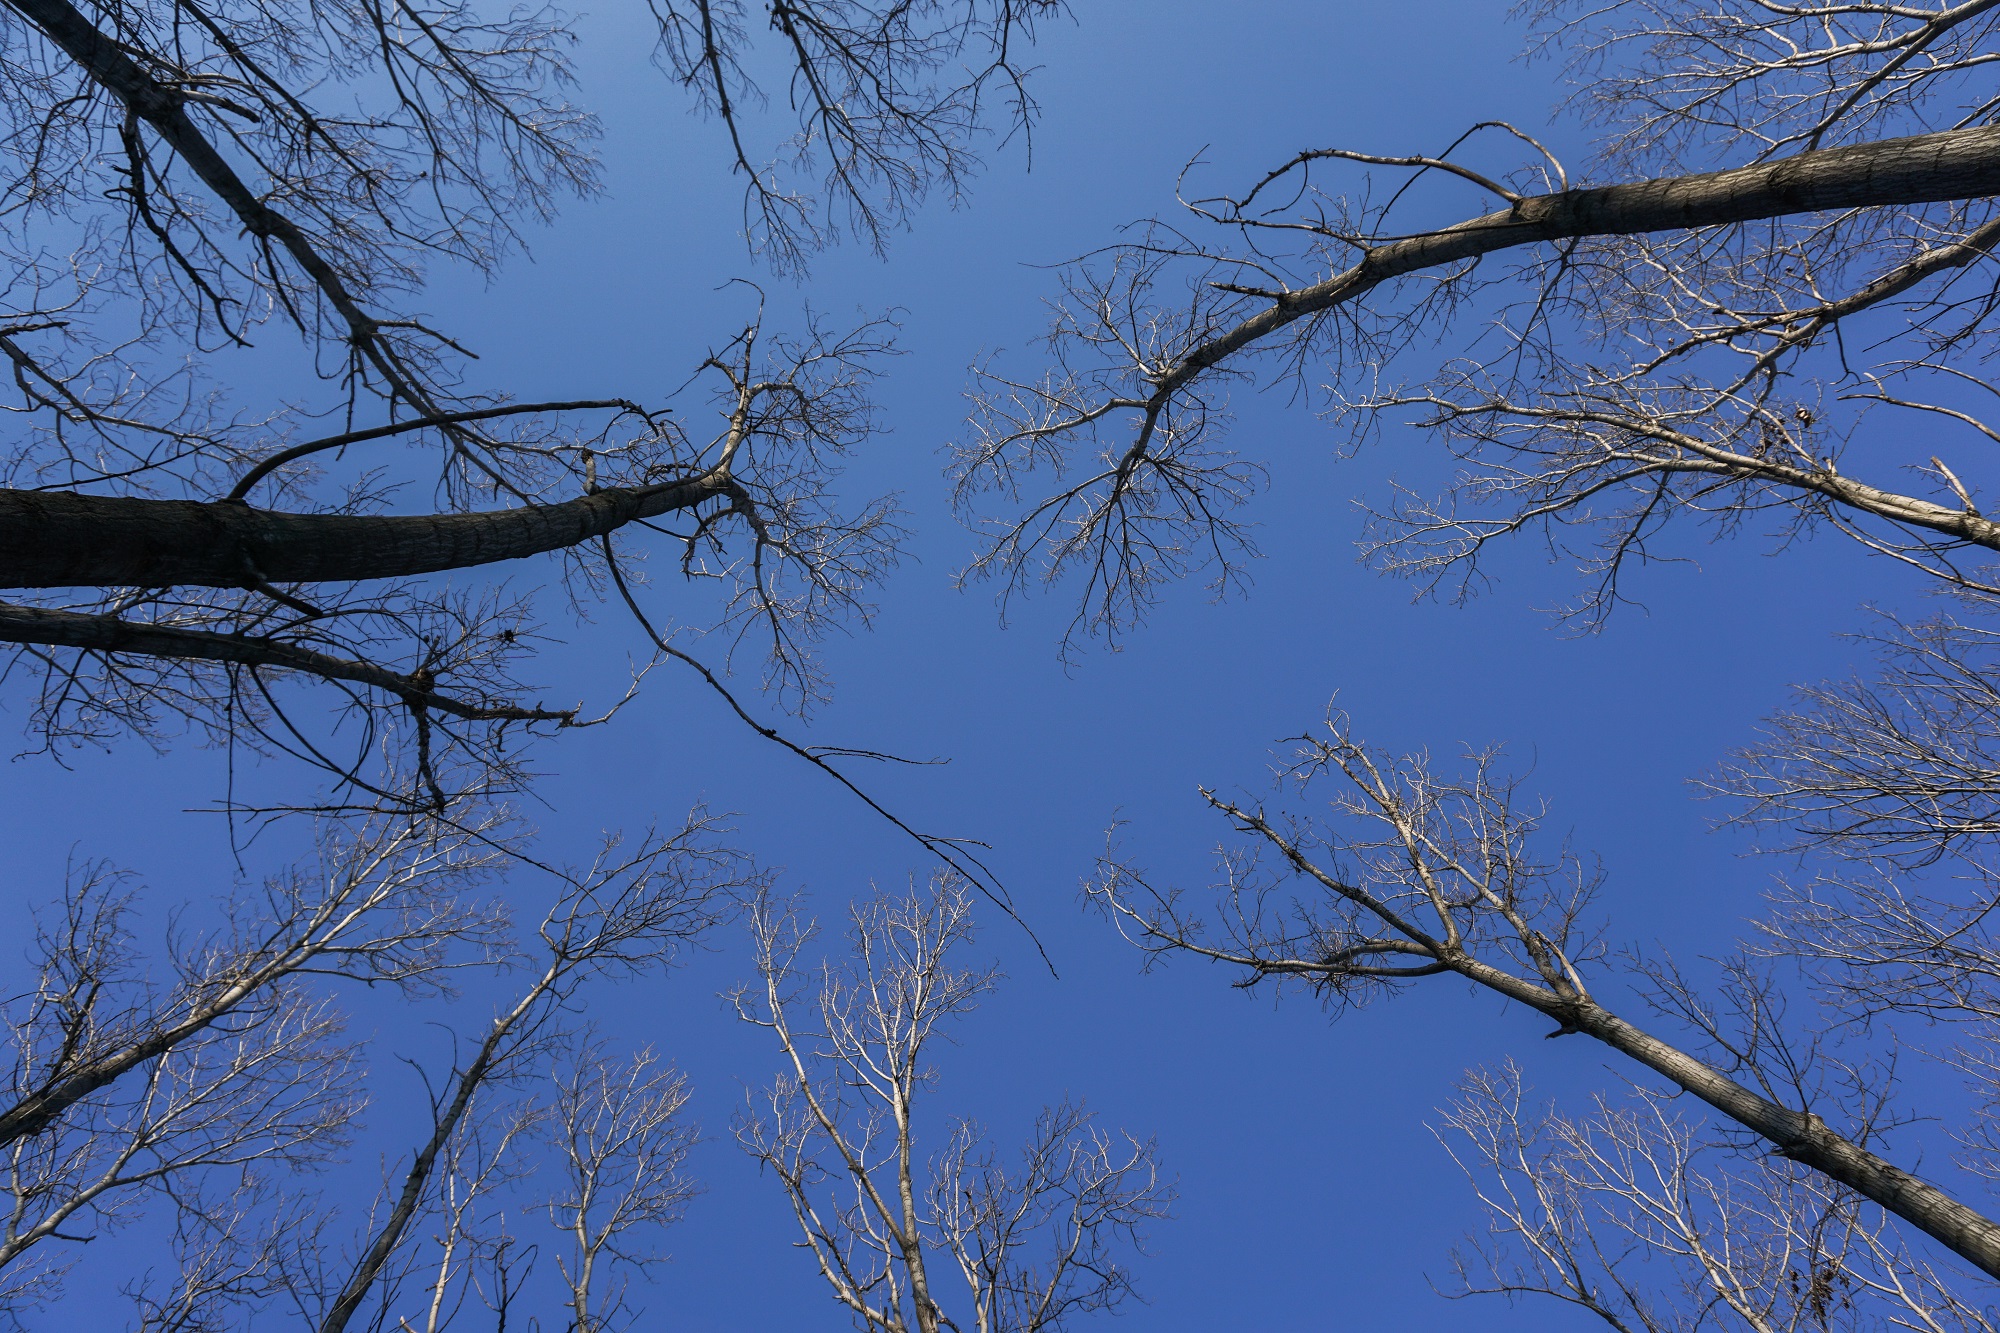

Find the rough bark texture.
xmin=0 ymin=476 xmax=723 ymax=589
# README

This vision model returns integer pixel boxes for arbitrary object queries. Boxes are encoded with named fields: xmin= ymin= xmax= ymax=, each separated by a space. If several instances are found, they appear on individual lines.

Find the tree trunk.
xmin=0 ymin=476 xmax=722 ymax=589
xmin=1456 ymin=951 xmax=2000 ymax=1281
xmin=1171 ymin=124 xmax=2000 ymax=386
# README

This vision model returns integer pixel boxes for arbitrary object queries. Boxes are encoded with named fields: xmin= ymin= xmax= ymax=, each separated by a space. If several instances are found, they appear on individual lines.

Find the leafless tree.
xmin=3 ymin=970 xmax=351 ymax=1316
xmin=539 ymin=1034 xmax=699 ymax=1333
xmin=0 ymin=0 xmax=1079 ymax=1324
xmin=295 ymin=818 xmax=740 ymax=1333
xmin=934 ymin=0 xmax=2000 ymax=1324
xmin=1438 ymin=1060 xmax=1996 ymax=1333
xmin=956 ymin=2 xmax=2000 ymax=645
xmin=734 ymin=878 xmax=1171 ymax=1333
xmin=0 ymin=0 xmax=1068 ymax=889
xmin=122 ymin=1182 xmax=322 ymax=1333
xmin=397 ymin=1099 xmax=538 ymax=1333
xmin=0 ymin=818 xmax=499 ymax=1314
xmin=0 ymin=808 xmax=744 ymax=1329
xmin=2 ymin=818 xmax=510 ymax=1151
xmin=1084 ymin=682 xmax=2000 ymax=1319
xmin=350 ymin=1030 xmax=700 ymax=1333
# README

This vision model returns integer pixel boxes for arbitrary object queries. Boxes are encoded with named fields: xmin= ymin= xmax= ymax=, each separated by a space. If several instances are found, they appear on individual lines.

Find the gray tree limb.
xmin=1212 ymin=790 xmax=2000 ymax=1285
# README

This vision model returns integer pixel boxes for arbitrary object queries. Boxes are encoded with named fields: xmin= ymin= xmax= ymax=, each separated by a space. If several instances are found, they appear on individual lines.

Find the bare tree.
xmin=734 ymin=879 xmax=1171 ymax=1333
xmin=955 ymin=2 xmax=2000 ymax=645
xmin=926 ymin=0 xmax=2000 ymax=1324
xmin=298 ymin=819 xmax=740 ymax=1333
xmin=351 ymin=1031 xmax=701 ymax=1333
xmin=0 ymin=0 xmax=1084 ymax=1324
xmin=0 ymin=808 xmax=743 ymax=1328
xmin=341 ymin=1031 xmax=702 ymax=1333
xmin=1082 ymin=705 xmax=2000 ymax=1277
xmin=1 ymin=818 xmax=509 ymax=1152
xmin=540 ymin=1034 xmax=699 ymax=1333
xmin=0 ymin=818 xmax=501 ymax=1315
xmin=1438 ymin=1060 xmax=1996 ymax=1333
xmin=400 ymin=1098 xmax=538 ymax=1333
xmin=123 ymin=1182 xmax=321 ymax=1333
xmin=0 ymin=0 xmax=1071 ymax=884
xmin=2 ymin=971 xmax=351 ymax=1315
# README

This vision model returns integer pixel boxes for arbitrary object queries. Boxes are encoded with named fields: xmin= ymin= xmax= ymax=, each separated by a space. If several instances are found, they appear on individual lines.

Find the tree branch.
xmin=0 ymin=602 xmax=571 ymax=721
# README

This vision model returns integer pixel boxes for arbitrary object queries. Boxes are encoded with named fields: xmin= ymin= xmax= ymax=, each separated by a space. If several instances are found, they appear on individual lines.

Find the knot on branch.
xmin=1774 ymin=1111 xmax=1832 ymax=1162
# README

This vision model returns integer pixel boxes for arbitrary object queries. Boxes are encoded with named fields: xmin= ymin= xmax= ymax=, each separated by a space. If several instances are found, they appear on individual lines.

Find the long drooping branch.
xmin=0 ymin=471 xmax=725 ymax=589
xmin=0 ymin=603 xmax=571 ymax=721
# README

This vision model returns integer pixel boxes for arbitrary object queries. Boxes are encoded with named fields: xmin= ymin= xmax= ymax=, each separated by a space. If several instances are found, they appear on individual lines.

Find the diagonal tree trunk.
xmin=1163 ymin=124 xmax=2000 ymax=392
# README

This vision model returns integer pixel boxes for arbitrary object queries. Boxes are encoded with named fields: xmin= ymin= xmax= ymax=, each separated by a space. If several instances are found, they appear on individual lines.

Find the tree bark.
xmin=1454 ymin=951 xmax=2000 ymax=1281
xmin=0 ymin=475 xmax=723 ymax=589
xmin=1167 ymin=124 xmax=2000 ymax=390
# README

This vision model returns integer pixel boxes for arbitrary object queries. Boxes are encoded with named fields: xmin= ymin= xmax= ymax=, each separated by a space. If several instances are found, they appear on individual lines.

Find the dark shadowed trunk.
xmin=0 ymin=475 xmax=725 ymax=589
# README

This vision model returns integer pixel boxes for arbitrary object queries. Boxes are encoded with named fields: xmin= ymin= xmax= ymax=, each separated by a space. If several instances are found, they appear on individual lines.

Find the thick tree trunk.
xmin=0 ymin=475 xmax=723 ymax=589
xmin=1572 ymin=996 xmax=2000 ymax=1279
xmin=1170 ymin=124 xmax=2000 ymax=386
xmin=1456 ymin=953 xmax=2000 ymax=1280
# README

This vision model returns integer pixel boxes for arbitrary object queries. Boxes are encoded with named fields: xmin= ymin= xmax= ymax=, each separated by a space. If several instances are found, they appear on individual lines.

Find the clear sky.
xmin=1 ymin=2 xmax=1945 ymax=1328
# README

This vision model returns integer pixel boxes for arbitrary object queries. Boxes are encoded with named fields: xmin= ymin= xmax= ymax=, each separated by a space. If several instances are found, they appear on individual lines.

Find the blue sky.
xmin=1 ymin=1 xmax=1952 ymax=1328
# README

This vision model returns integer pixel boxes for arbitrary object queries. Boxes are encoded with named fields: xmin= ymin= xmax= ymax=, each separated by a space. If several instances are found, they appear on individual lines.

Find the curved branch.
xmin=225 ymin=400 xmax=639 ymax=502
xmin=1156 ymin=124 xmax=2000 ymax=401
xmin=0 ymin=602 xmax=571 ymax=722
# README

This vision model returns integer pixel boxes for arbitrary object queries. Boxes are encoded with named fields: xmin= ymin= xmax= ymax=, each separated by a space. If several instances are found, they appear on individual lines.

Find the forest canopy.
xmin=7 ymin=2 xmax=2000 ymax=1331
